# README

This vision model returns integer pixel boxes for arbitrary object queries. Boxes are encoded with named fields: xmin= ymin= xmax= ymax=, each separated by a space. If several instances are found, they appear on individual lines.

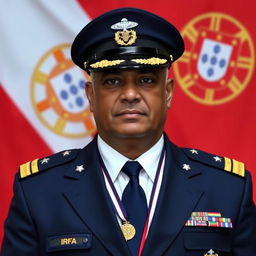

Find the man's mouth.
xmin=115 ymin=109 xmax=146 ymax=117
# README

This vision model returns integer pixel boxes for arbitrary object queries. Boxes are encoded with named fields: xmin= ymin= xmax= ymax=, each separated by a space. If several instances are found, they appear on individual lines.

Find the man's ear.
xmin=85 ymin=81 xmax=94 ymax=112
xmin=166 ymin=78 xmax=174 ymax=108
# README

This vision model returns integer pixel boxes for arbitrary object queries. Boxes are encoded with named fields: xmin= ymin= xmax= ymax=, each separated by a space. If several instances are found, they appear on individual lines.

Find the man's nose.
xmin=120 ymin=83 xmax=141 ymax=103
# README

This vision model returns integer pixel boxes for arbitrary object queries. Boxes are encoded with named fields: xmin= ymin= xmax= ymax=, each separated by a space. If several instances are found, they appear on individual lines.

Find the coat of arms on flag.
xmin=197 ymin=38 xmax=233 ymax=82
xmin=50 ymin=67 xmax=87 ymax=114
xmin=31 ymin=44 xmax=96 ymax=138
xmin=173 ymin=12 xmax=255 ymax=105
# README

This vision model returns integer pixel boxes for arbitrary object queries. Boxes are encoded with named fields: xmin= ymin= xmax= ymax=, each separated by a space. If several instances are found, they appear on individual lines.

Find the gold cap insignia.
xmin=111 ymin=18 xmax=138 ymax=46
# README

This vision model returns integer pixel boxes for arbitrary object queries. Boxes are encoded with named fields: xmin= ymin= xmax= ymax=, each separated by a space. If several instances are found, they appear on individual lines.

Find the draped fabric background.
xmin=0 ymin=0 xmax=255 ymax=243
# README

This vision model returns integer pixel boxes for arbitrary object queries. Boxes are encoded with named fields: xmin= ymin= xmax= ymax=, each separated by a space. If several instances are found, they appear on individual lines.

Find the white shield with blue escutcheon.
xmin=197 ymin=39 xmax=233 ymax=82
xmin=50 ymin=67 xmax=87 ymax=114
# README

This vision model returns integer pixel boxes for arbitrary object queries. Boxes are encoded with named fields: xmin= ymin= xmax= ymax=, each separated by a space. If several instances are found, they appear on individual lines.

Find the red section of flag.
xmin=0 ymin=86 xmax=52 ymax=242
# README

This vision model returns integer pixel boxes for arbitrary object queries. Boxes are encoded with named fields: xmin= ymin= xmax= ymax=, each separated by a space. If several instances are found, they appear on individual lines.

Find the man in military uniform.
xmin=1 ymin=7 xmax=256 ymax=256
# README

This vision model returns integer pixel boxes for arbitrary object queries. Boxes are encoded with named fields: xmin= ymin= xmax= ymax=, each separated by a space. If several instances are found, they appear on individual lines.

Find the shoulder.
xmin=19 ymin=149 xmax=80 ymax=179
xmin=181 ymin=147 xmax=246 ymax=178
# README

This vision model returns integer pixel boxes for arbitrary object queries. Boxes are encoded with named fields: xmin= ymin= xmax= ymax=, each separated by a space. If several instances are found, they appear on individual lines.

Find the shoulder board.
xmin=182 ymin=148 xmax=245 ymax=178
xmin=19 ymin=149 xmax=79 ymax=179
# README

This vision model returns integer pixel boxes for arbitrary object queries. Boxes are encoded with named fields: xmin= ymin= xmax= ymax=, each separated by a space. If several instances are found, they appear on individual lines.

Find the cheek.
xmin=148 ymin=92 xmax=167 ymax=111
xmin=92 ymin=93 xmax=115 ymax=115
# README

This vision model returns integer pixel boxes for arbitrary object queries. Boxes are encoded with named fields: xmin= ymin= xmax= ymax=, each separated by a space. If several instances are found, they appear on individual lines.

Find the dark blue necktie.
xmin=121 ymin=161 xmax=148 ymax=256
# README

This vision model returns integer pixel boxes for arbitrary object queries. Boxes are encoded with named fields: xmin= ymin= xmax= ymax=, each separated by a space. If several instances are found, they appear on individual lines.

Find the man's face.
xmin=86 ymin=68 xmax=174 ymax=143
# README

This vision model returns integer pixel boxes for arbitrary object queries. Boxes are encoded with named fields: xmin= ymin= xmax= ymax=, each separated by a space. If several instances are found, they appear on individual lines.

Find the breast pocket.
xmin=183 ymin=230 xmax=231 ymax=255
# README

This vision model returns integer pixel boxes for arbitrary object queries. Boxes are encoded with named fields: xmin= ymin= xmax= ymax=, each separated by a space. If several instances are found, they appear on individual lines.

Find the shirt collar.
xmin=136 ymin=135 xmax=164 ymax=181
xmin=97 ymin=135 xmax=129 ymax=182
xmin=97 ymin=135 xmax=164 ymax=182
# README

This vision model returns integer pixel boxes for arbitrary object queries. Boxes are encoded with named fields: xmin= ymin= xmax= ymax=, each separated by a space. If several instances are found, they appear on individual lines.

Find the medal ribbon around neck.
xmin=99 ymin=145 xmax=166 ymax=253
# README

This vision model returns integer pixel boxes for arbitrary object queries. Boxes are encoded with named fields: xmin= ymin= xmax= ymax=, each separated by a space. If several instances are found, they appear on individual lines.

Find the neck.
xmin=99 ymin=133 xmax=163 ymax=159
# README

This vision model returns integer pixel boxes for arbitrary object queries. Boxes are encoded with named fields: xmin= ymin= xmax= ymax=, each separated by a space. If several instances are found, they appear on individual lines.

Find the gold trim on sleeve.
xmin=232 ymin=159 xmax=245 ymax=177
xmin=224 ymin=157 xmax=232 ymax=172
xmin=31 ymin=159 xmax=39 ymax=174
xmin=20 ymin=161 xmax=31 ymax=178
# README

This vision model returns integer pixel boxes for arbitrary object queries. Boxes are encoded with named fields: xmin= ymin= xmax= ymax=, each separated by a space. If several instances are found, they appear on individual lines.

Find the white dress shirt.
xmin=97 ymin=134 xmax=164 ymax=205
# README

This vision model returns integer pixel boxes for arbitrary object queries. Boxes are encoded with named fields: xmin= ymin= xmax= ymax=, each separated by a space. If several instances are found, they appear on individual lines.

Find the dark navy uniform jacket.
xmin=1 ymin=135 xmax=256 ymax=256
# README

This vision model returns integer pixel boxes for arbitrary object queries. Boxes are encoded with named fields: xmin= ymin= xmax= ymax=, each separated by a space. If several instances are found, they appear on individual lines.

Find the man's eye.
xmin=140 ymin=77 xmax=154 ymax=84
xmin=105 ymin=79 xmax=120 ymax=85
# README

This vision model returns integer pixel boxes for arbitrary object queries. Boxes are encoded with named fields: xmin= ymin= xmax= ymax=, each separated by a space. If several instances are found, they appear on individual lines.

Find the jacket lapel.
xmin=63 ymin=138 xmax=130 ymax=256
xmin=142 ymin=138 xmax=204 ymax=256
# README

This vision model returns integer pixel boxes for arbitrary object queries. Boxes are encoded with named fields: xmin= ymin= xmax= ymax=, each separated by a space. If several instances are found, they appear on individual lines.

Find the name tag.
xmin=47 ymin=233 xmax=92 ymax=252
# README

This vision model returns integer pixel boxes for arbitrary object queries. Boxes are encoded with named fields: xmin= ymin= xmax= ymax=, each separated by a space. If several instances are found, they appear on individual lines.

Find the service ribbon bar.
xmin=185 ymin=212 xmax=232 ymax=228
xmin=191 ymin=212 xmax=222 ymax=217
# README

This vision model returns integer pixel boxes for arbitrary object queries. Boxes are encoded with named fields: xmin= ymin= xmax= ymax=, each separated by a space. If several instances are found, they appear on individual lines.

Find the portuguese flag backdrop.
xmin=0 ymin=0 xmax=255 ymax=242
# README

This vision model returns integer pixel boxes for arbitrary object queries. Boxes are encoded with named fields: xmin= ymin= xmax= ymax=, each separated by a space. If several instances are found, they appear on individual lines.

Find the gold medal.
xmin=121 ymin=221 xmax=136 ymax=241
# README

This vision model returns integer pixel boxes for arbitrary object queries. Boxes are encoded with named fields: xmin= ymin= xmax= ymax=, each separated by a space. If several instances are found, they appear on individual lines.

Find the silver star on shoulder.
xmin=213 ymin=156 xmax=222 ymax=162
xmin=182 ymin=164 xmax=191 ymax=171
xmin=41 ymin=158 xmax=50 ymax=164
xmin=75 ymin=165 xmax=84 ymax=172
xmin=62 ymin=150 xmax=71 ymax=156
xmin=190 ymin=149 xmax=198 ymax=154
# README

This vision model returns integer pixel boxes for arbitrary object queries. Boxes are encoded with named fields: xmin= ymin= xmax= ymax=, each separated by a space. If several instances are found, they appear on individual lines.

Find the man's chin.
xmin=116 ymin=132 xmax=147 ymax=139
xmin=113 ymin=127 xmax=150 ymax=139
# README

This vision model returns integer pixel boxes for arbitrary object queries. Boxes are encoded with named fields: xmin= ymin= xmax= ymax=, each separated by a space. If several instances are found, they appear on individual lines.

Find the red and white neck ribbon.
xmin=101 ymin=149 xmax=166 ymax=255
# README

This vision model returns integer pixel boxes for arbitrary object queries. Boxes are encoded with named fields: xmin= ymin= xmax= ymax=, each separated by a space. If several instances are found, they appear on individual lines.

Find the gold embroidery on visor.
xmin=131 ymin=57 xmax=167 ymax=65
xmin=89 ymin=59 xmax=125 ymax=69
